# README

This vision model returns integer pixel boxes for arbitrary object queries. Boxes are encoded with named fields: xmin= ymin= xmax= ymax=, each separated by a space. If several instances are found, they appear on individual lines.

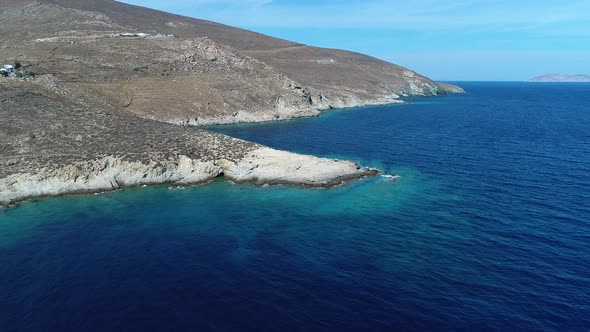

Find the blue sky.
xmin=120 ymin=0 xmax=590 ymax=81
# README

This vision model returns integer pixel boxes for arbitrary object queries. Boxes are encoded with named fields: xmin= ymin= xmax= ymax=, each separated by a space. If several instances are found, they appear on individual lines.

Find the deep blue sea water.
xmin=1 ymin=82 xmax=590 ymax=331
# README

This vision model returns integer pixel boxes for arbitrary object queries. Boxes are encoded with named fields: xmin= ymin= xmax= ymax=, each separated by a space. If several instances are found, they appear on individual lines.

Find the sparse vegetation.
xmin=0 ymin=0 xmax=447 ymax=130
xmin=14 ymin=62 xmax=22 ymax=70
xmin=133 ymin=65 xmax=149 ymax=72
xmin=15 ymin=70 xmax=36 ymax=78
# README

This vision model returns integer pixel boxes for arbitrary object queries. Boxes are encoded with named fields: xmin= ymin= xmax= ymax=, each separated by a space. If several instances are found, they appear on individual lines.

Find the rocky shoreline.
xmin=0 ymin=78 xmax=465 ymax=206
xmin=0 ymin=148 xmax=378 ymax=206
xmin=142 ymin=82 xmax=462 ymax=127
xmin=0 ymin=76 xmax=464 ymax=207
xmin=166 ymin=96 xmax=405 ymax=126
xmin=0 ymin=82 xmax=384 ymax=207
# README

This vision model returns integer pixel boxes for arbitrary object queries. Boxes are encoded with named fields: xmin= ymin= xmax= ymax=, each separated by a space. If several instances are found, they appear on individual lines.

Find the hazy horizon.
xmin=119 ymin=0 xmax=590 ymax=81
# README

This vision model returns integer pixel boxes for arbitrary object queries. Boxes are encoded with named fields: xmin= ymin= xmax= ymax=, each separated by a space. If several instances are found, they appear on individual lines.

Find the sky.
xmin=119 ymin=0 xmax=590 ymax=81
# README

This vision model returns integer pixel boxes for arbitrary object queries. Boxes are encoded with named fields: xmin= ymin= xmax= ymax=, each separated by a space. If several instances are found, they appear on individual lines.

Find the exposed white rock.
xmin=315 ymin=94 xmax=404 ymax=111
xmin=222 ymin=147 xmax=377 ymax=186
xmin=0 ymin=149 xmax=378 ymax=205
xmin=0 ymin=156 xmax=222 ymax=205
xmin=165 ymin=94 xmax=404 ymax=126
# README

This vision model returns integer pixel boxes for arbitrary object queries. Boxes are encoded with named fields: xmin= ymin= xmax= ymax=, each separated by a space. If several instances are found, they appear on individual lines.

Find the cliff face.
xmin=0 ymin=0 xmax=461 ymax=125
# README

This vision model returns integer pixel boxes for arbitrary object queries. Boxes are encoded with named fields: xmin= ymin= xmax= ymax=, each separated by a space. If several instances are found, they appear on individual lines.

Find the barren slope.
xmin=1 ymin=0 xmax=461 ymax=125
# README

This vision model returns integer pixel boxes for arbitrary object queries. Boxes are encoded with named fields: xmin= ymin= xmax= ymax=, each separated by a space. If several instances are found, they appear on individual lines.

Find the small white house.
xmin=3 ymin=65 xmax=14 ymax=73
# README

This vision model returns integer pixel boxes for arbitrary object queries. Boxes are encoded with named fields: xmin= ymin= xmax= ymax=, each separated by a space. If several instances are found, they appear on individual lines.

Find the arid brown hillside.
xmin=0 ymin=0 xmax=460 ymax=125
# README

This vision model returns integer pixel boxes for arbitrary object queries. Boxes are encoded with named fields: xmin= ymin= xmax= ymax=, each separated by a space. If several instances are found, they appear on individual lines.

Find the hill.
xmin=0 ymin=0 xmax=462 ymax=125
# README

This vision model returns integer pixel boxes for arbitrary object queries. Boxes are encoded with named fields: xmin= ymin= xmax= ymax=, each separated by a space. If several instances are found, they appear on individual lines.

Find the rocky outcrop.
xmin=0 ymin=156 xmax=220 ymax=204
xmin=222 ymin=147 xmax=378 ymax=187
xmin=437 ymin=82 xmax=465 ymax=94
xmin=0 ymin=150 xmax=377 ymax=205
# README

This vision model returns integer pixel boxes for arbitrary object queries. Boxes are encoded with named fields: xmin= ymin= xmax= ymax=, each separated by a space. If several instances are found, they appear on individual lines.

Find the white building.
xmin=3 ymin=65 xmax=14 ymax=73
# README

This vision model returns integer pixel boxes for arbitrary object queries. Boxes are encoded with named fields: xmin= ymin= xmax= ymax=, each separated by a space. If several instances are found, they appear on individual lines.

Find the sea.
xmin=1 ymin=82 xmax=589 ymax=331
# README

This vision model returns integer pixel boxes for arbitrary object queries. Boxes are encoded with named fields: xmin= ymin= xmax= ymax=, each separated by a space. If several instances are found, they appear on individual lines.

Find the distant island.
xmin=528 ymin=74 xmax=590 ymax=82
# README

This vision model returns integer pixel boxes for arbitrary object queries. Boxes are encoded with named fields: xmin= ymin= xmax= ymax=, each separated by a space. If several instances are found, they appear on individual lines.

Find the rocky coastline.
xmin=0 ymin=83 xmax=382 ymax=207
xmin=0 ymin=77 xmax=462 ymax=206
xmin=0 ymin=0 xmax=464 ymax=206
xmin=0 ymin=149 xmax=378 ymax=206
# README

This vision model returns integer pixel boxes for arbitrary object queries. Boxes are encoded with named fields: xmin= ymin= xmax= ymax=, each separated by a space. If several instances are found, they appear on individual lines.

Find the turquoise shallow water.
xmin=1 ymin=82 xmax=590 ymax=331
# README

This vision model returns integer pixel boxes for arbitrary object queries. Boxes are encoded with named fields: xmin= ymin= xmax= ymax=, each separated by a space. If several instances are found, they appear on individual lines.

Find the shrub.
xmin=133 ymin=65 xmax=148 ymax=72
xmin=15 ymin=70 xmax=36 ymax=78
xmin=14 ymin=61 xmax=22 ymax=70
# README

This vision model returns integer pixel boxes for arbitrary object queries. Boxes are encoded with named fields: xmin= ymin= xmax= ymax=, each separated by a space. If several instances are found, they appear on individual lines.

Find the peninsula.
xmin=0 ymin=0 xmax=463 ymax=205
